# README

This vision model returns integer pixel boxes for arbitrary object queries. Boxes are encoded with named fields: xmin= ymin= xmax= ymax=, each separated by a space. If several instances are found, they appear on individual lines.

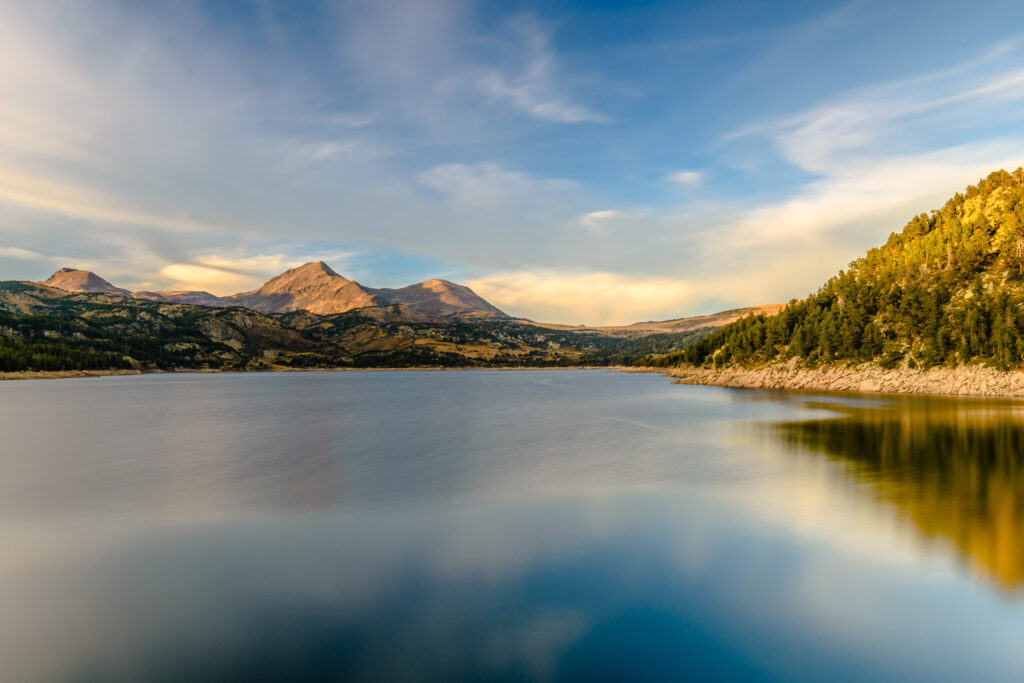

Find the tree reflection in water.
xmin=774 ymin=397 xmax=1024 ymax=592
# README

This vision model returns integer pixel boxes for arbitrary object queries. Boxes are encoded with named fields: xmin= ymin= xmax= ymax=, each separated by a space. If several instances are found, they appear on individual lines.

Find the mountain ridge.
xmin=2 ymin=274 xmax=780 ymax=372
xmin=37 ymin=261 xmax=509 ymax=322
xmin=41 ymin=268 xmax=131 ymax=296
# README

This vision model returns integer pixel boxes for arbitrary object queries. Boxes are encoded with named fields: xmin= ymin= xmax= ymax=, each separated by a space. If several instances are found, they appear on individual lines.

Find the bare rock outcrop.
xmin=660 ymin=361 xmax=1024 ymax=398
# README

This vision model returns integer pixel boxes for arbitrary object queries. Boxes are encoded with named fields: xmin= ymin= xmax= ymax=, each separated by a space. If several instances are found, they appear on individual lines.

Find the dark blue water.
xmin=1 ymin=370 xmax=1023 ymax=681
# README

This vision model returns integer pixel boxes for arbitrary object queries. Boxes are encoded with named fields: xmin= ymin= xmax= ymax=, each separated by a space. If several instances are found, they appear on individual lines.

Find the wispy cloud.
xmin=0 ymin=246 xmax=68 ymax=264
xmin=729 ymin=44 xmax=1024 ymax=175
xmin=0 ymin=168 xmax=228 ymax=235
xmin=577 ymin=210 xmax=626 ymax=233
xmin=417 ymin=162 xmax=577 ymax=206
xmin=158 ymin=263 xmax=258 ymax=292
xmin=476 ymin=16 xmax=607 ymax=124
xmin=708 ymin=44 xmax=1024 ymax=259
xmin=154 ymin=249 xmax=362 ymax=294
xmin=666 ymin=170 xmax=703 ymax=185
xmin=721 ymin=144 xmax=1024 ymax=249
xmin=283 ymin=137 xmax=391 ymax=163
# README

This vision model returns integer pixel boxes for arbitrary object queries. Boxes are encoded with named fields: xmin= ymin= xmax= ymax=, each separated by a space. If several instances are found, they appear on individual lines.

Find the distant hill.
xmin=370 ymin=278 xmax=507 ymax=319
xmin=532 ymin=304 xmax=786 ymax=339
xmin=228 ymin=261 xmax=384 ymax=315
xmin=655 ymin=168 xmax=1024 ymax=371
xmin=38 ymin=261 xmax=509 ymax=321
xmin=41 ymin=268 xmax=131 ymax=296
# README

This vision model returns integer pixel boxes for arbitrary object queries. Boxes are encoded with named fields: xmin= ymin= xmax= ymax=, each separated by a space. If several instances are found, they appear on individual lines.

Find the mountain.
xmin=38 ymin=261 xmax=508 ymax=321
xmin=231 ymin=263 xmax=512 ymax=318
xmin=654 ymin=168 xmax=1024 ymax=371
xmin=370 ymin=279 xmax=507 ymax=319
xmin=227 ymin=261 xmax=383 ymax=315
xmin=41 ymin=268 xmax=131 ymax=296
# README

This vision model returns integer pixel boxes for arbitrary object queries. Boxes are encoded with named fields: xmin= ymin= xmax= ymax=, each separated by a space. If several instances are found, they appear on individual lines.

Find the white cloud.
xmin=192 ymin=254 xmax=299 ymax=275
xmin=666 ymin=170 xmax=703 ymax=185
xmin=158 ymin=264 xmax=259 ymax=293
xmin=153 ymin=251 xmax=361 ymax=294
xmin=721 ymin=146 xmax=1024 ymax=248
xmin=467 ymin=270 xmax=694 ymax=326
xmin=156 ymin=255 xmax=294 ymax=293
xmin=730 ymin=48 xmax=1024 ymax=176
xmin=700 ymin=43 xmax=1024 ymax=295
xmin=0 ymin=167 xmax=226 ymax=235
xmin=284 ymin=137 xmax=390 ymax=163
xmin=0 ymin=246 xmax=52 ymax=262
xmin=417 ymin=163 xmax=577 ymax=206
xmin=475 ymin=16 xmax=607 ymax=124
xmin=577 ymin=210 xmax=626 ymax=232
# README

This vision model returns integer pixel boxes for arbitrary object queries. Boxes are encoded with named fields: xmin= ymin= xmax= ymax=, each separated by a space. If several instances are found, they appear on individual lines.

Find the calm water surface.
xmin=1 ymin=370 xmax=1024 ymax=681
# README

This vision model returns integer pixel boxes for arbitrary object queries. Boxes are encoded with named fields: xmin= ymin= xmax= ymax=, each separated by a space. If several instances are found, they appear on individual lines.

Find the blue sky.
xmin=3 ymin=0 xmax=1024 ymax=323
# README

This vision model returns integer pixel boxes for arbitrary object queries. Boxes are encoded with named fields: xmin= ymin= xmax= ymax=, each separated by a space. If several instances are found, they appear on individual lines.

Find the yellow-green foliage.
xmin=655 ymin=169 xmax=1024 ymax=370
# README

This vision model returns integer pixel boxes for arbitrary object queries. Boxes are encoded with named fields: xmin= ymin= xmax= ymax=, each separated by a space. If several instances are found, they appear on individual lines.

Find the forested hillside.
xmin=654 ymin=169 xmax=1024 ymax=370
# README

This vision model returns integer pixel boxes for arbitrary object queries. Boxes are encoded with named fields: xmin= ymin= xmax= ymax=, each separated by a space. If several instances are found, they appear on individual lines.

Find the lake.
xmin=1 ymin=370 xmax=1023 ymax=681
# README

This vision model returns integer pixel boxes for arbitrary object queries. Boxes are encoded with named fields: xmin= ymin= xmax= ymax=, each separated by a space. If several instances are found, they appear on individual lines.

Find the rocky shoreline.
xmin=644 ymin=360 xmax=1024 ymax=398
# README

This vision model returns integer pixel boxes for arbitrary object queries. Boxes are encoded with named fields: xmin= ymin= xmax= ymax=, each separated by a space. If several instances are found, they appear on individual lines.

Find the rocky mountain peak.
xmin=41 ymin=268 xmax=131 ymax=296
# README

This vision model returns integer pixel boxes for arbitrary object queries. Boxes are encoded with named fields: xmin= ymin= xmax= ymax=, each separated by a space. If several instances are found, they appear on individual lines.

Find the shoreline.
xmin=0 ymin=369 xmax=145 ymax=381
xmin=633 ymin=362 xmax=1024 ymax=399
xmin=11 ymin=363 xmax=1024 ymax=399
xmin=0 ymin=365 xmax=625 ymax=381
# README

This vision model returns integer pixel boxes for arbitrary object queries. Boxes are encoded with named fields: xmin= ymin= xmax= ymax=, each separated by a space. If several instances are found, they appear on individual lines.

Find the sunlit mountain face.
xmin=773 ymin=397 xmax=1024 ymax=593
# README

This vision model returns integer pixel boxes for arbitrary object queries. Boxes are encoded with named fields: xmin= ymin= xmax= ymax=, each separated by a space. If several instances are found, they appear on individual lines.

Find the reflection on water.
xmin=774 ymin=398 xmax=1024 ymax=592
xmin=2 ymin=372 xmax=1024 ymax=681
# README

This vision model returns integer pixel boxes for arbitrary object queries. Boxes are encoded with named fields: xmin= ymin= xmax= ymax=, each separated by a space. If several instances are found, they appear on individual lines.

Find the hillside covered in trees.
xmin=653 ymin=169 xmax=1024 ymax=371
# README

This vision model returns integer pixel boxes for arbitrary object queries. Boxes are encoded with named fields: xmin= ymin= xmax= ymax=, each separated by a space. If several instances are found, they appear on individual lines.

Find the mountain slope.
xmin=41 ymin=268 xmax=131 ymax=296
xmin=226 ymin=261 xmax=383 ymax=315
xmin=370 ymin=279 xmax=508 ymax=319
xmin=655 ymin=168 xmax=1024 ymax=370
